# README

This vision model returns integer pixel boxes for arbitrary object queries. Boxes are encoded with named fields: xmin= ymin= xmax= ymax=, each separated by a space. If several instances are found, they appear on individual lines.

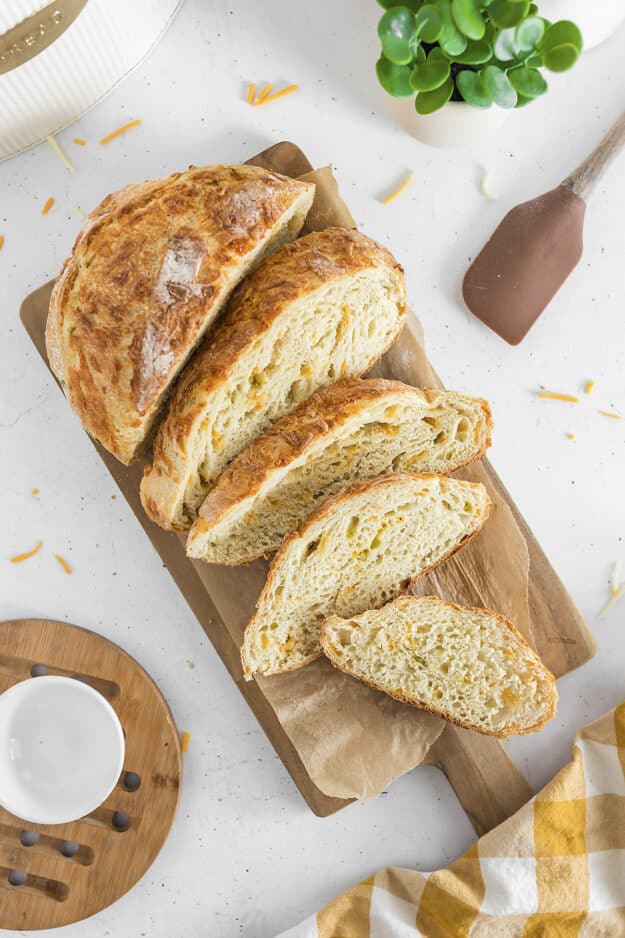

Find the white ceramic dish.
xmin=0 ymin=675 xmax=125 ymax=824
xmin=387 ymin=97 xmax=511 ymax=150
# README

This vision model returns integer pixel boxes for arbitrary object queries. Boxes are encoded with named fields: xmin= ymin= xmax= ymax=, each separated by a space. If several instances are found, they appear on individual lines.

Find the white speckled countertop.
xmin=1 ymin=2 xmax=624 ymax=934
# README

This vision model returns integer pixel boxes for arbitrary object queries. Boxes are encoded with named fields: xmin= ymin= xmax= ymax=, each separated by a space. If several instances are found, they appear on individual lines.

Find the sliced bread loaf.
xmin=241 ymin=473 xmax=490 ymax=678
xmin=187 ymin=379 xmax=492 ymax=564
xmin=46 ymin=164 xmax=315 ymax=465
xmin=320 ymin=596 xmax=557 ymax=738
xmin=141 ymin=229 xmax=407 ymax=531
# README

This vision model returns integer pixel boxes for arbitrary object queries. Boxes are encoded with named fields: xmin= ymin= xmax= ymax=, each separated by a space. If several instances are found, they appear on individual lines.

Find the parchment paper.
xmin=186 ymin=165 xmax=532 ymax=800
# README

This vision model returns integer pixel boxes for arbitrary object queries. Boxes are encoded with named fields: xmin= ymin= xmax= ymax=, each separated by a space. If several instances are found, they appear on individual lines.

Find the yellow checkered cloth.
xmin=278 ymin=703 xmax=625 ymax=937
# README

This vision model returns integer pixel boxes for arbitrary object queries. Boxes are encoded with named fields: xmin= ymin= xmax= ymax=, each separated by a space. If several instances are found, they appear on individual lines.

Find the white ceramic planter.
xmin=538 ymin=0 xmax=625 ymax=50
xmin=388 ymin=96 xmax=511 ymax=150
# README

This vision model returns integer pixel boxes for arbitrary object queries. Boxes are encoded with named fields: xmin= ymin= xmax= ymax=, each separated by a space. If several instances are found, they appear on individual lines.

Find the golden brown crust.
xmin=241 ymin=473 xmax=491 ymax=678
xmin=187 ymin=381 xmax=493 ymax=560
xmin=320 ymin=596 xmax=558 ymax=738
xmin=141 ymin=228 xmax=407 ymax=529
xmin=46 ymin=165 xmax=315 ymax=464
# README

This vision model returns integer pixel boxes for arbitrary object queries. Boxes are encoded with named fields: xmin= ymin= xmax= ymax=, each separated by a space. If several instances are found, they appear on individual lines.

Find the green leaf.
xmin=376 ymin=56 xmax=414 ymax=97
xmin=526 ymin=51 xmax=543 ymax=67
xmin=378 ymin=7 xmax=416 ymax=65
xmin=411 ymin=40 xmax=427 ymax=62
xmin=493 ymin=26 xmax=519 ymax=61
xmin=378 ymin=0 xmax=422 ymax=9
xmin=507 ymin=65 xmax=547 ymax=97
xmin=481 ymin=64 xmax=517 ymax=107
xmin=515 ymin=92 xmax=533 ymax=107
xmin=542 ymin=41 xmax=579 ymax=72
xmin=456 ymin=69 xmax=492 ymax=107
xmin=415 ymin=76 xmax=454 ymax=113
xmin=451 ymin=0 xmax=485 ymax=40
xmin=488 ymin=0 xmax=529 ymax=28
xmin=454 ymin=38 xmax=493 ymax=63
xmin=515 ymin=15 xmax=544 ymax=51
xmin=409 ymin=48 xmax=451 ymax=91
xmin=414 ymin=3 xmax=443 ymax=41
xmin=540 ymin=19 xmax=583 ymax=53
xmin=437 ymin=0 xmax=468 ymax=55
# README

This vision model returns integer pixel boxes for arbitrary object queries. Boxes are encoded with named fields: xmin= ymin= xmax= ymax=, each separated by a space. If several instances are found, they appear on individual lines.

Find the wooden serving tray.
xmin=20 ymin=142 xmax=596 ymax=834
xmin=0 ymin=618 xmax=181 ymax=930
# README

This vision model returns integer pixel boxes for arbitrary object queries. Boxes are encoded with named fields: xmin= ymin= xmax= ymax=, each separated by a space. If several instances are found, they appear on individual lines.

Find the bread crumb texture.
xmin=242 ymin=473 xmax=489 ymax=678
xmin=321 ymin=596 xmax=557 ymax=738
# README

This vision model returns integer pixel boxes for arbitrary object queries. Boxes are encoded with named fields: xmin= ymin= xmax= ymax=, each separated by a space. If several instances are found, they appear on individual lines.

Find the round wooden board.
xmin=0 ymin=618 xmax=182 ymax=930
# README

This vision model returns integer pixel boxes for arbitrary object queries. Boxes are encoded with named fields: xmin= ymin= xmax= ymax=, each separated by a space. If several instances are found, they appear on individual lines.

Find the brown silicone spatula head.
xmin=462 ymin=107 xmax=625 ymax=345
xmin=463 ymin=186 xmax=586 ymax=345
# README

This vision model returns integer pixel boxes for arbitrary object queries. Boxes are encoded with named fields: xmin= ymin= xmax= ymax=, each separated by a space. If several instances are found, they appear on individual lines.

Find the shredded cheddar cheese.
xmin=11 ymin=541 xmax=42 ymax=563
xmin=537 ymin=391 xmax=579 ymax=403
xmin=0 ymin=236 xmax=4 ymax=251
xmin=584 ymin=380 xmax=595 ymax=394
xmin=601 ymin=584 xmax=625 ymax=619
xmin=99 ymin=119 xmax=142 ymax=145
xmin=42 ymin=197 xmax=55 ymax=215
xmin=254 ymin=83 xmax=273 ymax=105
xmin=257 ymin=84 xmax=298 ymax=106
xmin=181 ymin=731 xmax=191 ymax=753
xmin=246 ymin=81 xmax=256 ymax=104
xmin=31 ymin=487 xmax=39 ymax=495
xmin=611 ymin=562 xmax=621 ymax=598
xmin=54 ymin=554 xmax=72 ymax=574
xmin=46 ymin=134 xmax=74 ymax=172
xmin=480 ymin=170 xmax=497 ymax=200
xmin=381 ymin=172 xmax=415 ymax=206
xmin=599 ymin=410 xmax=622 ymax=420
xmin=73 ymin=137 xmax=86 ymax=146
xmin=566 ymin=433 xmax=575 ymax=440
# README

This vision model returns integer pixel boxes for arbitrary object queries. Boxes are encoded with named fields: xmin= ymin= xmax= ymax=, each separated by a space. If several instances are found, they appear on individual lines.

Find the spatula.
xmin=462 ymin=108 xmax=625 ymax=345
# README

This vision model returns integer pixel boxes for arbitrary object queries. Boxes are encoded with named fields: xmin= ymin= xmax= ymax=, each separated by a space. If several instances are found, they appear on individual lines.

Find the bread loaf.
xmin=46 ymin=165 xmax=315 ymax=464
xmin=241 ymin=473 xmax=490 ymax=678
xmin=187 ymin=379 xmax=492 ymax=564
xmin=141 ymin=229 xmax=407 ymax=531
xmin=320 ymin=596 xmax=557 ymax=738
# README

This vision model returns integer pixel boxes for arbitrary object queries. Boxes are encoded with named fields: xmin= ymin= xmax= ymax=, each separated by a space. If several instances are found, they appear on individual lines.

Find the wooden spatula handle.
xmin=562 ymin=107 xmax=625 ymax=200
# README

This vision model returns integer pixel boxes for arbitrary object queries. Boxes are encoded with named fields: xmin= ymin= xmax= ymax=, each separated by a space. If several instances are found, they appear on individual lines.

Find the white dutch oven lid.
xmin=0 ymin=0 xmax=182 ymax=160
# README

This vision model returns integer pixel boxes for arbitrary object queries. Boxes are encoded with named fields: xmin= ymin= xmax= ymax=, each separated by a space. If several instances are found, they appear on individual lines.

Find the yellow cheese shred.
xmin=11 ymin=541 xmax=42 ymax=563
xmin=537 ymin=391 xmax=579 ymax=403
xmin=73 ymin=137 xmax=86 ymax=146
xmin=601 ymin=584 xmax=625 ymax=619
xmin=257 ymin=84 xmax=298 ymax=106
xmin=0 ymin=235 xmax=4 ymax=251
xmin=584 ymin=380 xmax=595 ymax=394
xmin=566 ymin=433 xmax=575 ymax=440
xmin=611 ymin=561 xmax=621 ymax=598
xmin=599 ymin=410 xmax=622 ymax=420
xmin=480 ymin=170 xmax=497 ymax=200
xmin=46 ymin=134 xmax=74 ymax=172
xmin=54 ymin=554 xmax=72 ymax=574
xmin=42 ymin=197 xmax=55 ymax=215
xmin=246 ymin=81 xmax=256 ymax=104
xmin=181 ymin=731 xmax=191 ymax=753
xmin=254 ymin=83 xmax=273 ymax=105
xmin=99 ymin=119 xmax=142 ymax=145
xmin=31 ymin=487 xmax=39 ymax=495
xmin=381 ymin=172 xmax=415 ymax=206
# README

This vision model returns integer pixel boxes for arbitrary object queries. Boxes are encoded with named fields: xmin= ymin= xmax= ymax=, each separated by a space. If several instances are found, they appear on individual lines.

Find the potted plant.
xmin=376 ymin=0 xmax=582 ymax=148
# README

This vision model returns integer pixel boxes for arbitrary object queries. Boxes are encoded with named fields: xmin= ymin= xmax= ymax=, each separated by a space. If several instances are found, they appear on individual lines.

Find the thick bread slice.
xmin=241 ymin=473 xmax=490 ymax=678
xmin=141 ymin=229 xmax=407 ymax=531
xmin=320 ymin=596 xmax=558 ymax=738
xmin=187 ymin=379 xmax=492 ymax=564
xmin=46 ymin=165 xmax=315 ymax=465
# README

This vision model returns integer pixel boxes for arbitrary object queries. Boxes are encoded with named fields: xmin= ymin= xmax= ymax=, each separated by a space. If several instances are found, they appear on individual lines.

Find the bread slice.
xmin=241 ymin=473 xmax=490 ymax=678
xmin=320 ymin=596 xmax=557 ymax=738
xmin=187 ymin=379 xmax=492 ymax=564
xmin=141 ymin=229 xmax=407 ymax=531
xmin=46 ymin=165 xmax=315 ymax=464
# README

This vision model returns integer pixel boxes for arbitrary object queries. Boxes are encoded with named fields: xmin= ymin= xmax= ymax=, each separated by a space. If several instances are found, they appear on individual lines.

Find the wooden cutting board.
xmin=19 ymin=141 xmax=596 ymax=835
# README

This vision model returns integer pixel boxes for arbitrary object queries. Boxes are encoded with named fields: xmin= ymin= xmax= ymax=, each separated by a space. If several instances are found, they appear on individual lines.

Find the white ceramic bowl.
xmin=538 ymin=0 xmax=625 ymax=50
xmin=387 ymin=97 xmax=511 ymax=150
xmin=0 ymin=675 xmax=125 ymax=824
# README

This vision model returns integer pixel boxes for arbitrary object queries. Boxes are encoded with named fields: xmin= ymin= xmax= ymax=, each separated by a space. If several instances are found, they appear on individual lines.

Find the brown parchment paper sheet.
xmin=181 ymin=165 xmax=532 ymax=800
